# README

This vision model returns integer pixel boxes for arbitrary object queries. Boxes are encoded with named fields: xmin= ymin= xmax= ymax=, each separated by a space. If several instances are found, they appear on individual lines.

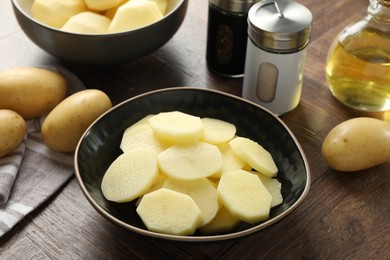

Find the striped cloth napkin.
xmin=0 ymin=66 xmax=84 ymax=237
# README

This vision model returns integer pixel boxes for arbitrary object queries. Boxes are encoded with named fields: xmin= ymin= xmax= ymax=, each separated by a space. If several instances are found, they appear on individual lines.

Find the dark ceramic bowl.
xmin=74 ymin=87 xmax=310 ymax=242
xmin=11 ymin=0 xmax=187 ymax=65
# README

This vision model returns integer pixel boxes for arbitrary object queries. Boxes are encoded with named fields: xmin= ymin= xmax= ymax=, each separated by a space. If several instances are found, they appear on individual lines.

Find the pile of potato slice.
xmin=31 ymin=0 xmax=168 ymax=33
xmin=101 ymin=111 xmax=283 ymax=236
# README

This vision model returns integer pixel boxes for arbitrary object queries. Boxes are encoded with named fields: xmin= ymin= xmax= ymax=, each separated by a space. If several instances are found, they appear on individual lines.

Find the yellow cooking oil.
xmin=326 ymin=29 xmax=390 ymax=112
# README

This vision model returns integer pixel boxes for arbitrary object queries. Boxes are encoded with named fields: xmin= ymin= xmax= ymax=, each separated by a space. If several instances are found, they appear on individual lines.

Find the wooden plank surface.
xmin=1 ymin=0 xmax=389 ymax=259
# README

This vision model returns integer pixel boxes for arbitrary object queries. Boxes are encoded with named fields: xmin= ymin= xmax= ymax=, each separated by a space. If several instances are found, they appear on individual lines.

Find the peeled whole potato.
xmin=61 ymin=12 xmax=111 ymax=34
xmin=0 ymin=67 xmax=67 ymax=119
xmin=322 ymin=117 xmax=390 ymax=172
xmin=108 ymin=0 xmax=163 ymax=33
xmin=31 ymin=0 xmax=88 ymax=29
xmin=84 ymin=0 xmax=124 ymax=11
xmin=0 ymin=110 xmax=26 ymax=158
xmin=41 ymin=89 xmax=112 ymax=152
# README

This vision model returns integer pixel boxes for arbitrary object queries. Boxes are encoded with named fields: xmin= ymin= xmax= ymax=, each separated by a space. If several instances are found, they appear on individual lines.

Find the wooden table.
xmin=1 ymin=0 xmax=389 ymax=259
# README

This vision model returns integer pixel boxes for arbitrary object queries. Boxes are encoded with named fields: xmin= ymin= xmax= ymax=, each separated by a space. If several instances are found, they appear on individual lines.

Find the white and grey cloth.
xmin=0 ymin=66 xmax=85 ymax=237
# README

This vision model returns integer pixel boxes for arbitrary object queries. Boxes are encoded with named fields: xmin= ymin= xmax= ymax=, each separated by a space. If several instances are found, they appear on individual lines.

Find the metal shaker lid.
xmin=248 ymin=0 xmax=312 ymax=52
xmin=209 ymin=0 xmax=259 ymax=13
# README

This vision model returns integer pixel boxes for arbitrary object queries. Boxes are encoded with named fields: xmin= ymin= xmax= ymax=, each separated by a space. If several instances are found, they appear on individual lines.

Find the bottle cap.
xmin=248 ymin=0 xmax=312 ymax=53
xmin=209 ymin=0 xmax=259 ymax=13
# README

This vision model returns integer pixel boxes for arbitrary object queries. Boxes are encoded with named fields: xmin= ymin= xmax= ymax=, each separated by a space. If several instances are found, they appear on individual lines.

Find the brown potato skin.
xmin=0 ymin=67 xmax=67 ymax=119
xmin=322 ymin=117 xmax=390 ymax=172
xmin=41 ymin=89 xmax=112 ymax=153
xmin=0 ymin=109 xmax=26 ymax=158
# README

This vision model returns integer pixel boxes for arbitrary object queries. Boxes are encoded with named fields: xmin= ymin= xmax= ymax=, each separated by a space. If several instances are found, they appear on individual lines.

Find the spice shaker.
xmin=326 ymin=0 xmax=390 ymax=112
xmin=242 ymin=0 xmax=312 ymax=115
xmin=206 ymin=0 xmax=258 ymax=78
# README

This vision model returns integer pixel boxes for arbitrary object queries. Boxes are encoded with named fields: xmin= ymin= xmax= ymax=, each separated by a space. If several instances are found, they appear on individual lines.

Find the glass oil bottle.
xmin=326 ymin=0 xmax=390 ymax=112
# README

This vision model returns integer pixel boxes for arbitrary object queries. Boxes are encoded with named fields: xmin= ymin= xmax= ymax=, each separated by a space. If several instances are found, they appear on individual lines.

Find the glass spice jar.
xmin=326 ymin=0 xmax=390 ymax=112
xmin=206 ymin=0 xmax=258 ymax=78
xmin=242 ymin=0 xmax=312 ymax=115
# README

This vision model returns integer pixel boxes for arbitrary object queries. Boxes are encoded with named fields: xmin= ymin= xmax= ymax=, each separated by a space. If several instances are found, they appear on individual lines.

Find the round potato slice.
xmin=200 ymin=117 xmax=236 ymax=144
xmin=163 ymin=177 xmax=219 ymax=227
xmin=229 ymin=137 xmax=278 ymax=177
xmin=101 ymin=149 xmax=159 ymax=202
xmin=158 ymin=142 xmax=222 ymax=180
xmin=148 ymin=111 xmax=204 ymax=144
xmin=120 ymin=123 xmax=170 ymax=154
xmin=199 ymin=206 xmax=240 ymax=235
xmin=136 ymin=188 xmax=201 ymax=235
xmin=212 ymin=142 xmax=247 ymax=178
xmin=217 ymin=170 xmax=272 ymax=224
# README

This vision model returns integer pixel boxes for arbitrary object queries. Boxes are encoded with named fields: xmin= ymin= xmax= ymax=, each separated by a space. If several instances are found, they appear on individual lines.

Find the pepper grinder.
xmin=206 ymin=0 xmax=259 ymax=78
xmin=242 ymin=0 xmax=312 ymax=115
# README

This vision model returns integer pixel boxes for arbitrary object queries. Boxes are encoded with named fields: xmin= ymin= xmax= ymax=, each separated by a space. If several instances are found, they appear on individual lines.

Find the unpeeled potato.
xmin=322 ymin=117 xmax=390 ymax=172
xmin=0 ymin=67 xmax=67 ymax=119
xmin=42 ymin=89 xmax=112 ymax=152
xmin=0 ymin=110 xmax=26 ymax=158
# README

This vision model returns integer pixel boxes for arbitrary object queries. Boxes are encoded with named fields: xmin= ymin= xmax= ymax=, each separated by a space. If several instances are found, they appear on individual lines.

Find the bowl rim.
xmin=74 ymin=86 xmax=311 ymax=242
xmin=11 ymin=0 xmax=187 ymax=37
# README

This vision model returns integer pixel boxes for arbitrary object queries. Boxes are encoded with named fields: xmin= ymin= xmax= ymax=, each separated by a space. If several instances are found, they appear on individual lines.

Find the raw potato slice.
xmin=135 ymin=172 xmax=167 ymax=206
xmin=199 ymin=206 xmax=240 ymax=235
xmin=200 ymin=118 xmax=236 ymax=144
xmin=101 ymin=149 xmax=159 ymax=202
xmin=31 ymin=0 xmax=88 ymax=29
xmin=148 ymin=111 xmax=204 ymax=144
xmin=84 ymin=0 xmax=124 ymax=11
xmin=217 ymin=170 xmax=272 ymax=224
xmin=61 ymin=12 xmax=111 ymax=34
xmin=136 ymin=188 xmax=202 ymax=235
xmin=252 ymin=171 xmax=283 ymax=207
xmin=120 ymin=123 xmax=169 ymax=154
xmin=163 ymin=178 xmax=219 ymax=227
xmin=212 ymin=142 xmax=247 ymax=178
xmin=229 ymin=137 xmax=278 ymax=177
xmin=108 ymin=0 xmax=163 ymax=33
xmin=158 ymin=142 xmax=222 ymax=180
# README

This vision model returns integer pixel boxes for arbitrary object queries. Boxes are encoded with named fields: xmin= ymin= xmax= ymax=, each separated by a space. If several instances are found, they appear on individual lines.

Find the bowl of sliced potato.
xmin=11 ymin=0 xmax=188 ymax=64
xmin=74 ymin=87 xmax=311 ymax=241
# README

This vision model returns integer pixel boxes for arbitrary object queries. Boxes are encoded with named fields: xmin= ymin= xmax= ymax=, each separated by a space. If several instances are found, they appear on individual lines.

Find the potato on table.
xmin=322 ymin=117 xmax=390 ymax=172
xmin=0 ymin=67 xmax=67 ymax=119
xmin=0 ymin=110 xmax=26 ymax=158
xmin=41 ymin=89 xmax=112 ymax=152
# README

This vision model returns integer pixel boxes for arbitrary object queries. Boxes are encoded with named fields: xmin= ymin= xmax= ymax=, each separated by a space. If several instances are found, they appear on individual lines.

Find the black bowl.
xmin=74 ymin=87 xmax=310 ymax=241
xmin=12 ymin=0 xmax=188 ymax=65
